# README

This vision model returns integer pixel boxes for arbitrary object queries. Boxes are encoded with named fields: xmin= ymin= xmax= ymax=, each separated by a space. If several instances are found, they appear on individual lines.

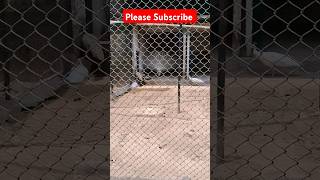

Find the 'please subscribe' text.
xmin=122 ymin=9 xmax=198 ymax=24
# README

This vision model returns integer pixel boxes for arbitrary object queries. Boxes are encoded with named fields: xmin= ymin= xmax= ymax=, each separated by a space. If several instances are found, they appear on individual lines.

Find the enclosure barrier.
xmin=0 ymin=0 xmax=109 ymax=179
xmin=0 ymin=0 xmax=320 ymax=180
xmin=110 ymin=1 xmax=210 ymax=179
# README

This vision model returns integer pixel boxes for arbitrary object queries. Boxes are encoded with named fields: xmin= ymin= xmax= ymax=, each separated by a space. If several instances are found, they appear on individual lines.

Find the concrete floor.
xmin=111 ymin=85 xmax=210 ymax=180
xmin=111 ymin=76 xmax=320 ymax=180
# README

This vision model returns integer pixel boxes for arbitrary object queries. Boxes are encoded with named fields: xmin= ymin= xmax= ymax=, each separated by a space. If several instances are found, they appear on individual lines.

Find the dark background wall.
xmin=0 ymin=0 xmax=75 ymax=83
xmin=253 ymin=0 xmax=320 ymax=49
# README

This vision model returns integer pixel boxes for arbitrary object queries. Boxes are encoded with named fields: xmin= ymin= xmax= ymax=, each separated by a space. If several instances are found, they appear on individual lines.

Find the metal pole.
xmin=211 ymin=0 xmax=232 ymax=170
xmin=210 ymin=3 xmax=215 ymax=175
xmin=217 ymin=1 xmax=230 ymax=166
xmin=183 ymin=29 xmax=187 ymax=78
xmin=132 ymin=27 xmax=138 ymax=75
xmin=178 ymin=24 xmax=183 ymax=113
xmin=216 ymin=46 xmax=226 ymax=165
xmin=186 ymin=31 xmax=191 ymax=79
xmin=105 ymin=0 xmax=111 ymax=179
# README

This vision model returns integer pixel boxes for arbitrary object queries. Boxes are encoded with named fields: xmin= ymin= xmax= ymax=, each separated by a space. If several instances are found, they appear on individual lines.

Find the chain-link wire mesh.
xmin=110 ymin=1 xmax=210 ymax=179
xmin=211 ymin=0 xmax=320 ymax=179
xmin=2 ymin=0 xmax=320 ymax=179
xmin=0 ymin=0 xmax=109 ymax=179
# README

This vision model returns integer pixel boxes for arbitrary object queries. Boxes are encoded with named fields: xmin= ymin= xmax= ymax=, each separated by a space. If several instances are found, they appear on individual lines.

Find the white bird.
xmin=188 ymin=76 xmax=206 ymax=85
xmin=111 ymin=81 xmax=140 ymax=98
xmin=112 ymin=85 xmax=130 ymax=98
xmin=82 ymin=33 xmax=104 ymax=61
xmin=130 ymin=81 xmax=140 ymax=89
xmin=252 ymin=48 xmax=302 ymax=76
xmin=142 ymin=51 xmax=177 ymax=77
xmin=65 ymin=63 xmax=89 ymax=84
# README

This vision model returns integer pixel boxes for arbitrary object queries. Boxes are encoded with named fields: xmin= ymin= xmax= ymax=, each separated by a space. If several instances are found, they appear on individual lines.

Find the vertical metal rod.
xmin=216 ymin=46 xmax=226 ymax=166
xmin=178 ymin=75 xmax=181 ymax=113
xmin=182 ymin=29 xmax=187 ymax=78
xmin=216 ymin=7 xmax=230 ymax=166
xmin=178 ymin=24 xmax=183 ymax=113
xmin=105 ymin=0 xmax=111 ymax=179
xmin=138 ymin=26 xmax=145 ymax=75
xmin=132 ymin=26 xmax=138 ymax=74
xmin=210 ymin=3 xmax=215 ymax=176
xmin=186 ymin=32 xmax=191 ymax=79
xmin=211 ymin=0 xmax=231 ymax=171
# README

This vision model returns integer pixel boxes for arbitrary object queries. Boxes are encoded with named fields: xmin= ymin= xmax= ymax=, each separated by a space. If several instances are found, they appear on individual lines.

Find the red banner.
xmin=122 ymin=9 xmax=198 ymax=24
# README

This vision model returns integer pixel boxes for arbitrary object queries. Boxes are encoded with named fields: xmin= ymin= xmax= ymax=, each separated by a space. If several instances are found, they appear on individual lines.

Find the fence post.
xmin=178 ymin=24 xmax=183 ymax=113
xmin=105 ymin=0 xmax=111 ymax=179
xmin=211 ymin=0 xmax=233 ymax=171
xmin=182 ymin=27 xmax=187 ymax=78
xmin=211 ymin=1 xmax=218 ymax=173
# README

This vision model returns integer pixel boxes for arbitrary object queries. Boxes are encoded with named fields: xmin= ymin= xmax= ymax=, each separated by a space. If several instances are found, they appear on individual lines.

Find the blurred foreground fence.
xmin=0 ymin=0 xmax=109 ymax=179
xmin=211 ymin=0 xmax=320 ymax=179
xmin=1 ymin=0 xmax=320 ymax=180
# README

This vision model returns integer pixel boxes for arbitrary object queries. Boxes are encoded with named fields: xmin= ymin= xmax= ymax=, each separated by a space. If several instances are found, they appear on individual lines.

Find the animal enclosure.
xmin=1 ymin=0 xmax=320 ymax=180
xmin=110 ymin=1 xmax=211 ymax=180
xmin=111 ymin=0 xmax=320 ymax=180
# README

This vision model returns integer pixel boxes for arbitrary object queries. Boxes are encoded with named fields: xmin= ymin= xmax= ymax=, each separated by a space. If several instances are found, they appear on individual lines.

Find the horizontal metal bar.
xmin=110 ymin=20 xmax=210 ymax=29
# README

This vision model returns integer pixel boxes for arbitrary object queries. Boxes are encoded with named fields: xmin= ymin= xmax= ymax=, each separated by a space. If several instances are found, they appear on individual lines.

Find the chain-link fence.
xmin=211 ymin=0 xmax=320 ymax=179
xmin=0 ymin=0 xmax=109 ymax=179
xmin=111 ymin=0 xmax=320 ymax=179
xmin=110 ymin=1 xmax=210 ymax=179
xmin=2 ymin=0 xmax=320 ymax=179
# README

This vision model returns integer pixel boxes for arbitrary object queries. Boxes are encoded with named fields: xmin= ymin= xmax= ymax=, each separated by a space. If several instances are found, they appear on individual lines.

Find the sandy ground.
xmin=111 ymin=85 xmax=210 ymax=180
xmin=111 ymin=76 xmax=320 ymax=180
